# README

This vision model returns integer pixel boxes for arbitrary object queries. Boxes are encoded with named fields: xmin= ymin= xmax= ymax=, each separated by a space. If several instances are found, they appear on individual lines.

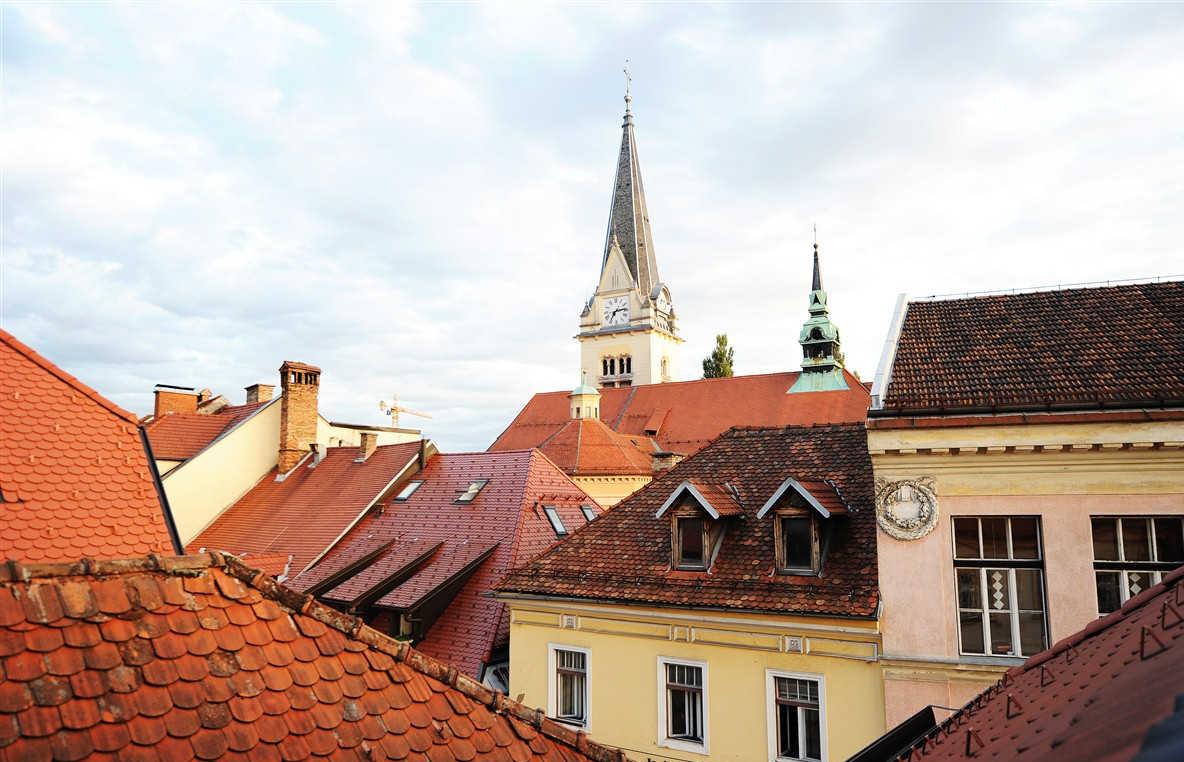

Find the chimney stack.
xmin=153 ymin=385 xmax=198 ymax=418
xmin=652 ymin=450 xmax=684 ymax=473
xmin=245 ymin=383 xmax=275 ymax=404
xmin=278 ymin=361 xmax=321 ymax=473
xmin=356 ymin=432 xmax=378 ymax=463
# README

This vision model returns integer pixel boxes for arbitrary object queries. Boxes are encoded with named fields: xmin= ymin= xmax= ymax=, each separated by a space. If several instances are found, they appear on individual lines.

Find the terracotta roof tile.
xmin=0 ymin=554 xmax=624 ymax=762
xmin=490 ymin=370 xmax=869 ymax=458
xmin=881 ymin=280 xmax=1184 ymax=413
xmin=498 ymin=424 xmax=879 ymax=617
xmin=188 ymin=442 xmax=422 ymax=574
xmin=888 ymin=565 xmax=1184 ymax=762
xmin=144 ymin=402 xmax=270 ymax=461
xmin=537 ymin=419 xmax=657 ymax=476
xmin=0 ymin=329 xmax=174 ymax=563
xmin=294 ymin=451 xmax=599 ymax=676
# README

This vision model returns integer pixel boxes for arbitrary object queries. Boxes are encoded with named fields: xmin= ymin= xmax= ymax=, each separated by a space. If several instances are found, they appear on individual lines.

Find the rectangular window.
xmin=777 ymin=514 xmax=819 ymax=574
xmin=550 ymin=647 xmax=587 ymax=727
xmin=455 ymin=479 xmax=488 ymax=503
xmin=768 ymin=673 xmax=823 ymax=762
xmin=543 ymin=506 xmax=567 ymax=537
xmin=659 ymin=659 xmax=706 ymax=751
xmin=580 ymin=505 xmax=597 ymax=522
xmin=1091 ymin=516 xmax=1184 ymax=614
xmin=952 ymin=516 xmax=1047 ymax=658
xmin=394 ymin=481 xmax=423 ymax=501
xmin=676 ymin=517 xmax=706 ymax=570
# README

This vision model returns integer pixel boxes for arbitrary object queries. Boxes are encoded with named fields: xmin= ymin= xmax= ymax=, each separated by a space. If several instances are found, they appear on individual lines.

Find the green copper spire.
xmin=789 ymin=241 xmax=848 ymax=393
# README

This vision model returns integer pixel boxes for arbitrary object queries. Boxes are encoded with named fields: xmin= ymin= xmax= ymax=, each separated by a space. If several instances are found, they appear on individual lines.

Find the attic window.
xmin=455 ymin=480 xmax=489 ymax=503
xmin=675 ymin=517 xmax=707 ymax=570
xmin=776 ymin=513 xmax=820 ymax=575
xmin=543 ymin=506 xmax=568 ymax=537
xmin=580 ymin=505 xmax=597 ymax=522
xmin=394 ymin=481 xmax=423 ymax=501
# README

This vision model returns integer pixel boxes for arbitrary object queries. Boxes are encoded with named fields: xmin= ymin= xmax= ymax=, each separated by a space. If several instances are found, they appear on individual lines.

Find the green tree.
xmin=702 ymin=334 xmax=735 ymax=378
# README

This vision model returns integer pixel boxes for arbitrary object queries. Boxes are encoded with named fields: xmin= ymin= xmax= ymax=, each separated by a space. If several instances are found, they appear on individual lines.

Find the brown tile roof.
xmin=498 ymin=424 xmax=879 ymax=617
xmin=490 ymin=370 xmax=870 ymax=458
xmin=537 ymin=418 xmax=657 ymax=476
xmin=144 ymin=401 xmax=269 ymax=461
xmin=656 ymin=480 xmax=744 ymax=518
xmin=890 ymin=564 xmax=1184 ymax=762
xmin=291 ymin=451 xmax=599 ymax=676
xmin=189 ymin=442 xmax=423 ymax=575
xmin=0 ymin=553 xmax=624 ymax=762
xmin=0 ymin=329 xmax=174 ymax=563
xmin=880 ymin=281 xmax=1184 ymax=413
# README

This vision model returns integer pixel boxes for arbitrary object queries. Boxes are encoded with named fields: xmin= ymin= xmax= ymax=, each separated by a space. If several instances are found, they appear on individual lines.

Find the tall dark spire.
xmin=789 ymin=239 xmax=848 ymax=393
xmin=601 ymin=87 xmax=661 ymax=296
xmin=811 ymin=242 xmax=823 ymax=291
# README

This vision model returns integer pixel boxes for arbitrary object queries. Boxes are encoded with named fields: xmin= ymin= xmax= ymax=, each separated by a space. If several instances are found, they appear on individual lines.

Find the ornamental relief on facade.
xmin=875 ymin=476 xmax=938 ymax=540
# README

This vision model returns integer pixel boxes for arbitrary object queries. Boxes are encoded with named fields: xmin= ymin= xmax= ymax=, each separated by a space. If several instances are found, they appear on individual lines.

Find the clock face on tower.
xmin=602 ymin=296 xmax=629 ymax=326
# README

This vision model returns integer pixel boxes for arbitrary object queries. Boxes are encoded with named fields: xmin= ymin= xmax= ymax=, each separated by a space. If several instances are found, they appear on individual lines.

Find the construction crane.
xmin=379 ymin=394 xmax=432 ymax=428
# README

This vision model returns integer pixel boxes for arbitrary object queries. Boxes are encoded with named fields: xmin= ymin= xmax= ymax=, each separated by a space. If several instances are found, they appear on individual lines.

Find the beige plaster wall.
xmin=572 ymin=475 xmax=652 ymax=508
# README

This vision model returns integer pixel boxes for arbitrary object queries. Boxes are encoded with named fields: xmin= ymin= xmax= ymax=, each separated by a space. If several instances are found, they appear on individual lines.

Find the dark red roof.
xmin=292 ymin=451 xmax=599 ymax=676
xmin=0 ymin=329 xmax=174 ymax=563
xmin=537 ymin=418 xmax=657 ymax=476
xmin=498 ymin=424 xmax=879 ymax=617
xmin=880 ymin=281 xmax=1184 ymax=413
xmin=890 ymin=564 xmax=1184 ymax=762
xmin=490 ymin=370 xmax=870 ymax=457
xmin=189 ymin=442 xmax=422 ymax=574
xmin=144 ymin=401 xmax=269 ymax=461
xmin=0 ymin=553 xmax=625 ymax=762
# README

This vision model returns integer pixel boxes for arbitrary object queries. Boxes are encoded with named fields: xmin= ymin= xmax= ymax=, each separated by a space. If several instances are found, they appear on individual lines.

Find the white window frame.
xmin=657 ymin=656 xmax=709 ymax=755
xmin=580 ymin=504 xmax=598 ymax=522
xmin=1091 ymin=515 xmax=1184 ymax=614
xmin=766 ymin=669 xmax=827 ymax=762
xmin=547 ymin=644 xmax=590 ymax=730
xmin=543 ymin=506 xmax=568 ymax=536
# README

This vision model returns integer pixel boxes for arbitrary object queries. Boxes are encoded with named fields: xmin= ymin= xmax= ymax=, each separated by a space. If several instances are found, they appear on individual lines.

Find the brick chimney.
xmin=355 ymin=432 xmax=378 ymax=463
xmin=278 ymin=361 xmax=321 ymax=473
xmin=153 ymin=385 xmax=198 ymax=417
xmin=652 ymin=450 xmax=684 ymax=473
xmin=245 ymin=383 xmax=275 ymax=404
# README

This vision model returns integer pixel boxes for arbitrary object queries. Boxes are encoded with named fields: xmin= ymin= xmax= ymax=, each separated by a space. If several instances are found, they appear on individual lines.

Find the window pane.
xmin=1123 ymin=520 xmax=1151 ymax=561
xmin=1126 ymin=570 xmax=1151 ymax=598
xmin=778 ymin=703 xmax=798 ymax=758
xmin=985 ymin=569 xmax=1011 ymax=612
xmin=1019 ymin=612 xmax=1046 ymax=656
xmin=782 ymin=517 xmax=813 ymax=569
xmin=1011 ymin=517 xmax=1040 ymax=559
xmin=679 ymin=519 xmax=704 ymax=566
xmin=1092 ymin=518 xmax=1119 ymax=561
xmin=957 ymin=569 xmax=982 ymax=609
xmin=953 ymin=518 xmax=980 ymax=558
xmin=960 ymin=611 xmax=985 ymax=654
xmin=989 ymin=612 xmax=1014 ymax=656
xmin=1154 ymin=519 xmax=1184 ymax=562
xmin=1015 ymin=569 xmax=1044 ymax=611
xmin=1095 ymin=571 xmax=1121 ymax=614
xmin=981 ymin=518 xmax=1009 ymax=559
xmin=670 ymin=689 xmax=687 ymax=736
xmin=804 ymin=707 xmax=822 ymax=761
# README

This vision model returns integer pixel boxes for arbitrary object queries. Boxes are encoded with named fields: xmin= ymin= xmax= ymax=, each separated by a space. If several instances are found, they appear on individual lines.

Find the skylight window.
xmin=394 ymin=481 xmax=423 ymax=501
xmin=543 ymin=506 xmax=568 ymax=536
xmin=455 ymin=479 xmax=489 ymax=503
xmin=580 ymin=505 xmax=597 ymax=522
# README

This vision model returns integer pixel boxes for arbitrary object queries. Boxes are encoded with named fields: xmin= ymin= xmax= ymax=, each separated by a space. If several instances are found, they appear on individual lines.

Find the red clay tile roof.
xmin=144 ymin=401 xmax=269 ymax=461
xmin=0 ymin=329 xmax=174 ymax=563
xmin=880 ymin=281 xmax=1184 ymax=413
xmin=498 ymin=424 xmax=879 ymax=617
xmin=321 ymin=539 xmax=442 ymax=608
xmin=231 ymin=552 xmax=294 ymax=580
xmin=189 ymin=442 xmax=422 ymax=575
xmin=537 ymin=418 xmax=657 ymax=476
xmin=0 ymin=553 xmax=624 ymax=762
xmin=656 ymin=480 xmax=744 ymax=518
xmin=890 ymin=564 xmax=1184 ymax=762
xmin=292 ymin=451 xmax=599 ymax=676
xmin=489 ymin=370 xmax=870 ymax=458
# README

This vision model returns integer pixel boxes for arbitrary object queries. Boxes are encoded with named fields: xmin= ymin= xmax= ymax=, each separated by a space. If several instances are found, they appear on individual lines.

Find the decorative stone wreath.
xmin=875 ymin=476 xmax=938 ymax=540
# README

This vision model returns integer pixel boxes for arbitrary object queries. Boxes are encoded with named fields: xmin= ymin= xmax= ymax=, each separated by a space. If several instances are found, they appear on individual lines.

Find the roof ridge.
xmin=0 ymin=327 xmax=138 ymax=424
xmin=0 ymin=553 xmax=627 ymax=762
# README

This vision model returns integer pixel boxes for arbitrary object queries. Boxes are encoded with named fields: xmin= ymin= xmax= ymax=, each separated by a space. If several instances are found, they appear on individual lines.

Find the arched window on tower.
xmin=620 ymin=355 xmax=632 ymax=375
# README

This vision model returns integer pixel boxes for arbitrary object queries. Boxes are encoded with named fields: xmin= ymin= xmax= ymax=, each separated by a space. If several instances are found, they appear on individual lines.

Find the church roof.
xmin=489 ymin=371 xmax=870 ymax=458
xmin=601 ymin=94 xmax=660 ymax=295
xmin=877 ymin=280 xmax=1184 ymax=414
xmin=537 ymin=418 xmax=658 ymax=476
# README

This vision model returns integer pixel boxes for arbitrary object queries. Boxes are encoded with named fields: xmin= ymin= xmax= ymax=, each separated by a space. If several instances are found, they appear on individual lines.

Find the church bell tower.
xmin=577 ymin=87 xmax=682 ymax=388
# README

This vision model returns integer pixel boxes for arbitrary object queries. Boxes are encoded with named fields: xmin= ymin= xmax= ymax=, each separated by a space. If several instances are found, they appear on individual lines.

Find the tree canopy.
xmin=702 ymin=334 xmax=735 ymax=378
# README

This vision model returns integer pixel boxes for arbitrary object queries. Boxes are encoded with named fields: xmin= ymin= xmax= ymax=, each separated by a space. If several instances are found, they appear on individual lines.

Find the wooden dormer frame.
xmin=772 ymin=507 xmax=821 ymax=576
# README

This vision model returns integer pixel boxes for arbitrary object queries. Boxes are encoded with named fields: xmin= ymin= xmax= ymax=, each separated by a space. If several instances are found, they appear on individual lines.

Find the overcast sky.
xmin=3 ymin=2 xmax=1182 ymax=451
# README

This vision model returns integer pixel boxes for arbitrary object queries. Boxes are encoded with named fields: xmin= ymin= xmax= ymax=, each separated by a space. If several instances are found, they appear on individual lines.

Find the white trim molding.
xmin=656 ymin=656 xmax=710 ymax=755
xmin=765 ymin=668 xmax=827 ymax=762
xmin=547 ymin=643 xmax=591 ymax=732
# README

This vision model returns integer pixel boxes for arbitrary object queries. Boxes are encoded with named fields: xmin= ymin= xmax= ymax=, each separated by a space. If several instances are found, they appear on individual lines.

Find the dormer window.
xmin=394 ymin=481 xmax=423 ymax=501
xmin=776 ymin=514 xmax=819 ymax=575
xmin=455 ymin=479 xmax=489 ymax=503
xmin=543 ymin=506 xmax=568 ymax=537
xmin=758 ymin=477 xmax=848 ymax=577
xmin=676 ymin=517 xmax=707 ymax=570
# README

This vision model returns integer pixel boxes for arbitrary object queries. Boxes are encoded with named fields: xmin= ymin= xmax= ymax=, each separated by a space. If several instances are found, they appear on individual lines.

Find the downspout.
xmin=139 ymin=426 xmax=184 ymax=554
